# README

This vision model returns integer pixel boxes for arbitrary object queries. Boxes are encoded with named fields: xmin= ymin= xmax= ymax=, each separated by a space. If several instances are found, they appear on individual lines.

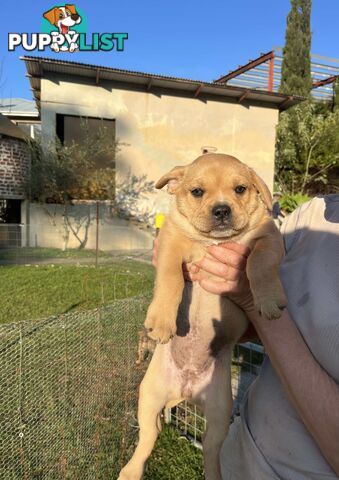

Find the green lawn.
xmin=0 ymin=246 xmax=116 ymax=261
xmin=0 ymin=260 xmax=155 ymax=324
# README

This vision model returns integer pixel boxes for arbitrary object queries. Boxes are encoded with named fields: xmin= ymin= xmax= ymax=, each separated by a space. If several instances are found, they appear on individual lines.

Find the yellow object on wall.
xmin=155 ymin=213 xmax=165 ymax=229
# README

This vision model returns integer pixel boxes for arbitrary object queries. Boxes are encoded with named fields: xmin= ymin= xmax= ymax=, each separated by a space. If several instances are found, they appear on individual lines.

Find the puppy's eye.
xmin=235 ymin=185 xmax=247 ymax=194
xmin=191 ymin=188 xmax=204 ymax=198
xmin=59 ymin=13 xmax=64 ymax=18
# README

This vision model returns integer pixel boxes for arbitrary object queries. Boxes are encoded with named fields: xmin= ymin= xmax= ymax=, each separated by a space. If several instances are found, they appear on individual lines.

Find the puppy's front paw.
xmin=144 ymin=304 xmax=176 ymax=344
xmin=254 ymin=290 xmax=287 ymax=320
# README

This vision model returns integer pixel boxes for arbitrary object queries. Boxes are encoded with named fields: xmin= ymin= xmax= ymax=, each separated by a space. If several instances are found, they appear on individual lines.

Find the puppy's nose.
xmin=71 ymin=14 xmax=79 ymax=21
xmin=212 ymin=204 xmax=231 ymax=220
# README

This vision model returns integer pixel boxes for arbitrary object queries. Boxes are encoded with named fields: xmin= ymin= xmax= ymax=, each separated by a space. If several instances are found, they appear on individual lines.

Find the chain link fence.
xmin=0 ymin=295 xmax=152 ymax=480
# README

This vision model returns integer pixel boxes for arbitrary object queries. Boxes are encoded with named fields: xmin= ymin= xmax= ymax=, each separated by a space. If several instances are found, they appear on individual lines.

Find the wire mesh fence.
xmin=0 ymin=223 xmax=153 ymax=266
xmin=0 ymin=295 xmax=152 ymax=480
xmin=166 ymin=342 xmax=265 ymax=447
xmin=0 ymin=248 xmax=266 ymax=479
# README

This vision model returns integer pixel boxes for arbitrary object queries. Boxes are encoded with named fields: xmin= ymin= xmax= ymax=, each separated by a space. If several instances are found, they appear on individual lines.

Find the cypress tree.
xmin=334 ymin=78 xmax=339 ymax=111
xmin=280 ymin=0 xmax=312 ymax=96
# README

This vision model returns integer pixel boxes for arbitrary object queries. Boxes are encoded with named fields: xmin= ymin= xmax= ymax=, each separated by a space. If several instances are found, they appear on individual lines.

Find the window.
xmin=56 ymin=114 xmax=116 ymax=170
xmin=0 ymin=199 xmax=22 ymax=223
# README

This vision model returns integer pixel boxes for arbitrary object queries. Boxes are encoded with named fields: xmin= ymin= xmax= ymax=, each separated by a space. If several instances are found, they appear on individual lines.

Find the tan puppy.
xmin=118 ymin=154 xmax=287 ymax=480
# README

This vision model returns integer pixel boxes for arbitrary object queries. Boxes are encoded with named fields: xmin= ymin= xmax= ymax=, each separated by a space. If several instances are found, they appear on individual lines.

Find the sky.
xmin=1 ymin=0 xmax=339 ymax=101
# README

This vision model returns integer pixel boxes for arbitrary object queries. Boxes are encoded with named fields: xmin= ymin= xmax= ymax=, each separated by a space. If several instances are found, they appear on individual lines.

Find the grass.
xmin=0 ymin=260 xmax=154 ymax=324
xmin=145 ymin=426 xmax=204 ymax=479
xmin=0 ymin=246 xmax=112 ymax=261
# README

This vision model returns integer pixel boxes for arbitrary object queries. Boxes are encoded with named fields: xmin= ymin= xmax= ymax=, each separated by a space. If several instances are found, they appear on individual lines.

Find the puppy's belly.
xmin=168 ymin=282 xmax=247 ymax=398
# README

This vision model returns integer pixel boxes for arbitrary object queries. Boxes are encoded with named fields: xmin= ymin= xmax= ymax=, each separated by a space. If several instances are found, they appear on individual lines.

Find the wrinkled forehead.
xmin=184 ymin=158 xmax=251 ymax=187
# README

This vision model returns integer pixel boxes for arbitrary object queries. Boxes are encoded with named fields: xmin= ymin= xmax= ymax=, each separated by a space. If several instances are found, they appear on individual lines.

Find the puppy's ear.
xmin=155 ymin=166 xmax=186 ymax=194
xmin=249 ymin=168 xmax=272 ymax=211
xmin=43 ymin=7 xmax=57 ymax=25
xmin=65 ymin=4 xmax=77 ymax=14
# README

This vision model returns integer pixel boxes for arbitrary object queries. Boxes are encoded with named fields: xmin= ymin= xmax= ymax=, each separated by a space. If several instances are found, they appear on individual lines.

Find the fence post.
xmin=95 ymin=201 xmax=99 ymax=268
xmin=163 ymin=408 xmax=172 ymax=425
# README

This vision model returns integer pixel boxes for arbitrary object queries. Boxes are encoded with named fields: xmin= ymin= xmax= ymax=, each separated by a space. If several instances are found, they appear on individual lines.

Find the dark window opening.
xmin=0 ymin=199 xmax=22 ymax=248
xmin=0 ymin=199 xmax=22 ymax=224
xmin=56 ymin=114 xmax=116 ymax=170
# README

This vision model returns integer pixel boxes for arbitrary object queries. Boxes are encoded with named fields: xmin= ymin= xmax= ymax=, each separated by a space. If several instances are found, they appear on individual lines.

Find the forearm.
xmin=248 ymin=308 xmax=339 ymax=475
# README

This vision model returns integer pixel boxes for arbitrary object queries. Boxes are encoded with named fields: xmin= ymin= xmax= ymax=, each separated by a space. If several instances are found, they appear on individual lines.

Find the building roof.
xmin=0 ymin=113 xmax=26 ymax=140
xmin=0 ymin=98 xmax=39 ymax=117
xmin=215 ymin=48 xmax=339 ymax=101
xmin=21 ymin=56 xmax=304 ymax=111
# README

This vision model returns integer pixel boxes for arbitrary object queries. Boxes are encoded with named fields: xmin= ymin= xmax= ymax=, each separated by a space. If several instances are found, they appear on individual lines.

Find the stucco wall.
xmin=23 ymin=203 xmax=153 ymax=251
xmin=40 ymin=75 xmax=279 ymax=215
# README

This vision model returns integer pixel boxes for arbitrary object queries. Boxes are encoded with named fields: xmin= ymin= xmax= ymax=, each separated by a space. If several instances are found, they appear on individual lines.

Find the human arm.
xmin=247 ymin=307 xmax=339 ymax=475
xmin=191 ymin=243 xmax=339 ymax=475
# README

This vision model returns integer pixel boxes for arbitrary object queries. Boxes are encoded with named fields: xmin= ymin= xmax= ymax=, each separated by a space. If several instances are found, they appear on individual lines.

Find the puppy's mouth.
xmin=60 ymin=24 xmax=69 ymax=34
xmin=195 ymin=220 xmax=238 ymax=238
xmin=213 ymin=220 xmax=231 ymax=230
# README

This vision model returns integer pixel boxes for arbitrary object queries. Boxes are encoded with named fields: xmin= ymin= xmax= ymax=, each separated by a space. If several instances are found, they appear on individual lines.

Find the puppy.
xmin=118 ymin=154 xmax=287 ymax=480
xmin=43 ymin=5 xmax=81 ymax=52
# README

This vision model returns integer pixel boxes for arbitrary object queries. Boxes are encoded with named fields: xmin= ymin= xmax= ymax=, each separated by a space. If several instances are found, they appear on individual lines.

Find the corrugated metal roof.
xmin=216 ymin=47 xmax=339 ymax=101
xmin=21 ymin=56 xmax=304 ymax=111
xmin=0 ymin=98 xmax=39 ymax=116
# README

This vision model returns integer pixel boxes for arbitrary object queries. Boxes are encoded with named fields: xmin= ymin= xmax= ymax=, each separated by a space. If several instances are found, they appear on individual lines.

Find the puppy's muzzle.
xmin=212 ymin=203 xmax=232 ymax=222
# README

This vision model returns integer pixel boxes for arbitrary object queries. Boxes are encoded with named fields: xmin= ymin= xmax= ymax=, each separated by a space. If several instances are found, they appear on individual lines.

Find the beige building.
xmin=21 ymin=56 xmax=300 ymax=250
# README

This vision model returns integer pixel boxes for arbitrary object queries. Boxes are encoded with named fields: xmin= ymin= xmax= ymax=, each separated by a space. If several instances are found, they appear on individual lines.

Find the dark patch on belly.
xmin=210 ymin=318 xmax=229 ymax=357
xmin=176 ymin=282 xmax=192 ymax=337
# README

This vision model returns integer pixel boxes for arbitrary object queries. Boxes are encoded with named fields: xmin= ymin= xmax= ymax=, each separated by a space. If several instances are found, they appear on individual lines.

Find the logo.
xmin=8 ymin=4 xmax=128 ymax=53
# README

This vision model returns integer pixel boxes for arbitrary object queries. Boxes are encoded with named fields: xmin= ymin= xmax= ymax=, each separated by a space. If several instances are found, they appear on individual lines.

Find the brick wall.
xmin=0 ymin=136 xmax=30 ymax=198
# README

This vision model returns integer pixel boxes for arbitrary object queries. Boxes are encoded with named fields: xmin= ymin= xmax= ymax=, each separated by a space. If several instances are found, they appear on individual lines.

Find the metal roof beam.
xmin=279 ymin=96 xmax=293 ymax=109
xmin=96 ymin=68 xmax=100 ymax=85
xmin=194 ymin=83 xmax=204 ymax=97
xmin=312 ymin=75 xmax=338 ymax=88
xmin=214 ymin=51 xmax=275 ymax=84
xmin=238 ymin=90 xmax=250 ymax=103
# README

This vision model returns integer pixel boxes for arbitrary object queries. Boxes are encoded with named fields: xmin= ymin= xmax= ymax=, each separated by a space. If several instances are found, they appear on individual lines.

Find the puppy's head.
xmin=43 ymin=5 xmax=81 ymax=29
xmin=156 ymin=153 xmax=272 ymax=239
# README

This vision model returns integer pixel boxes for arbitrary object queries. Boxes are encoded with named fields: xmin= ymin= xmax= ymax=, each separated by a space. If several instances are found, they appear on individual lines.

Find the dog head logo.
xmin=8 ymin=5 xmax=127 ymax=53
xmin=43 ymin=4 xmax=83 ymax=52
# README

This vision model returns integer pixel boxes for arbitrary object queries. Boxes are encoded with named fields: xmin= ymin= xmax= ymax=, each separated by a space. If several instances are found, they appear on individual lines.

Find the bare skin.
xmin=187 ymin=242 xmax=339 ymax=476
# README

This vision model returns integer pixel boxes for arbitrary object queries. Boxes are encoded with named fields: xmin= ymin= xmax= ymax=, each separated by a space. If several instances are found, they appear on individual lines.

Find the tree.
xmin=280 ymin=0 xmax=312 ymax=97
xmin=276 ymin=101 xmax=339 ymax=195
xmin=26 ymin=127 xmax=155 ymax=248
xmin=27 ymin=124 xmax=118 ymax=204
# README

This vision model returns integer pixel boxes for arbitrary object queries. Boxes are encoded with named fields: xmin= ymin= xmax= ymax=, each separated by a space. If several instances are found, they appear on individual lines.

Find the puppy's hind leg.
xmin=198 ymin=353 xmax=233 ymax=480
xmin=118 ymin=350 xmax=170 ymax=480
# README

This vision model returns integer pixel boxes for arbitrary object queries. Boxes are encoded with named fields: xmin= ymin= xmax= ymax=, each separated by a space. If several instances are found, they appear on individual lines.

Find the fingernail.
xmin=190 ymin=264 xmax=199 ymax=273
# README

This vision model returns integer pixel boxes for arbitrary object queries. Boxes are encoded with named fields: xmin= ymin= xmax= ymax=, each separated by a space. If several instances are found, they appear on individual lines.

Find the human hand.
xmin=153 ymin=239 xmax=257 ymax=340
xmin=189 ymin=243 xmax=255 ymax=313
